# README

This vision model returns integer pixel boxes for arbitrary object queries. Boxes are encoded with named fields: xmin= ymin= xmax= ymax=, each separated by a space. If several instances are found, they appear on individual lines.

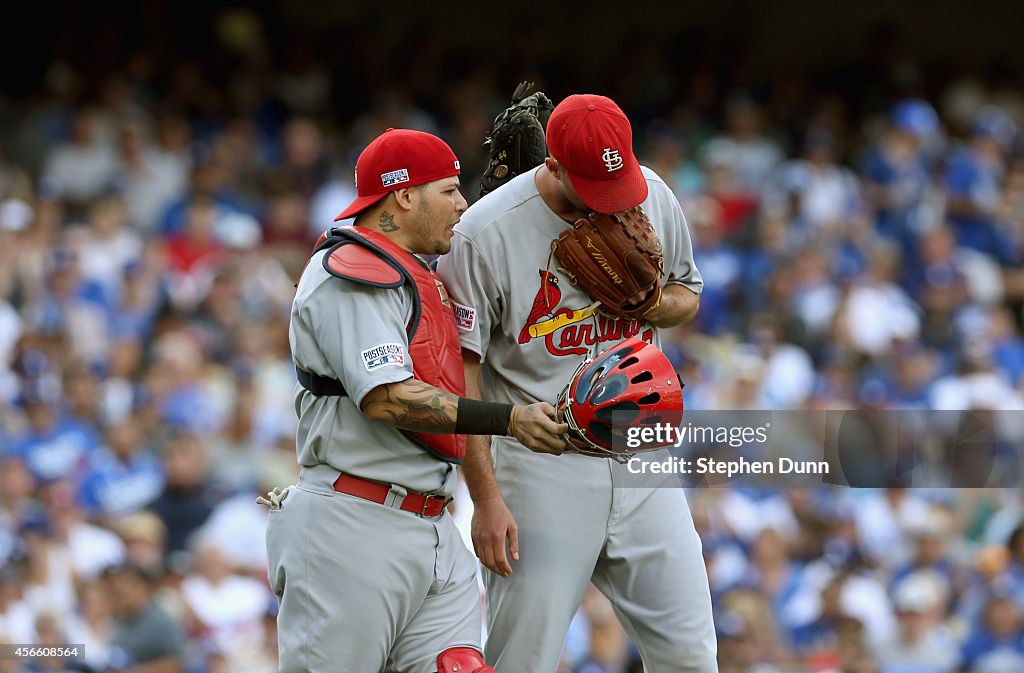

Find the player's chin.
xmin=434 ymin=238 xmax=453 ymax=255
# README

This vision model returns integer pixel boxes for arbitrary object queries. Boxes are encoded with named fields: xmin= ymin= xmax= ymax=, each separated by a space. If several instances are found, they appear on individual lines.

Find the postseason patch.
xmin=362 ymin=343 xmax=406 ymax=371
xmin=380 ymin=168 xmax=410 ymax=187
xmin=452 ymin=301 xmax=476 ymax=331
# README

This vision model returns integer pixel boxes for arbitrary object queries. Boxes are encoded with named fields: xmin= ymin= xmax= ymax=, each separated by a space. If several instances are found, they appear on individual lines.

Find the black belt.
xmin=296 ymin=366 xmax=348 ymax=397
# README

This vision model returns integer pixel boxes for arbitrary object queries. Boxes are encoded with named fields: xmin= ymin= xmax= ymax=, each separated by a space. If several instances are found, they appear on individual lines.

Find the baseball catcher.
xmin=480 ymin=81 xmax=554 ymax=197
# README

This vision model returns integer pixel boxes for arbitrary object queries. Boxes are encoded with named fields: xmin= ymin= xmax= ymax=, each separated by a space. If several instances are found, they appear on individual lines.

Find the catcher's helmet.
xmin=556 ymin=337 xmax=683 ymax=461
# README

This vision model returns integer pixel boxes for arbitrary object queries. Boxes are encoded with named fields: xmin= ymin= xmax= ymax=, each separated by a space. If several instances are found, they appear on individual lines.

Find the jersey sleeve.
xmin=657 ymin=184 xmax=704 ymax=295
xmin=435 ymin=231 xmax=502 ymax=360
xmin=298 ymin=278 xmax=415 ymax=407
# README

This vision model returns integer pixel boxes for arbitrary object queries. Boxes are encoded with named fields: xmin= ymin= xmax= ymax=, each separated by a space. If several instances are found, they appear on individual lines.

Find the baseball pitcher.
xmin=436 ymin=93 xmax=718 ymax=672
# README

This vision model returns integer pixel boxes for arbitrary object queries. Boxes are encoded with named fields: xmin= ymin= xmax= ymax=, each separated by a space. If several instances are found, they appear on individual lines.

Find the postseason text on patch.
xmin=362 ymin=343 xmax=406 ymax=371
xmin=380 ymin=168 xmax=410 ymax=187
xmin=452 ymin=301 xmax=476 ymax=331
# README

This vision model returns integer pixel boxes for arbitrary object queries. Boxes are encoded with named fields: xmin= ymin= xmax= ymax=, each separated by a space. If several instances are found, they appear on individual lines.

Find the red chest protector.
xmin=304 ymin=226 xmax=467 ymax=463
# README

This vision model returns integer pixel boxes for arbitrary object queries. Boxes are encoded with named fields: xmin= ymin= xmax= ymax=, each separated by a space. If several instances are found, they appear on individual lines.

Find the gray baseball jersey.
xmin=435 ymin=166 xmax=719 ymax=673
xmin=288 ymin=247 xmax=457 ymax=495
xmin=438 ymin=166 xmax=702 ymax=404
xmin=266 ymin=247 xmax=481 ymax=673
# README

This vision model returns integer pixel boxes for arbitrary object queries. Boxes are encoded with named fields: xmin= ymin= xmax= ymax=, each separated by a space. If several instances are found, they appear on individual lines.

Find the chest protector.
xmin=303 ymin=226 xmax=467 ymax=463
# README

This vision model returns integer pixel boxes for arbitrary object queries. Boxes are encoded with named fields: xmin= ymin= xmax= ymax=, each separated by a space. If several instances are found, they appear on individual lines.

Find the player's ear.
xmin=544 ymin=157 xmax=560 ymax=178
xmin=392 ymin=187 xmax=416 ymax=211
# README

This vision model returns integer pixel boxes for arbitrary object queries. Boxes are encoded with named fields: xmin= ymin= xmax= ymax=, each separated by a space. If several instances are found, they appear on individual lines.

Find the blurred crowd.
xmin=2 ymin=14 xmax=1024 ymax=673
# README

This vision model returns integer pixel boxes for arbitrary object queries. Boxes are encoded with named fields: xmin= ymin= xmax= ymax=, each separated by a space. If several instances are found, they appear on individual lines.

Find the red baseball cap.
xmin=546 ymin=94 xmax=648 ymax=213
xmin=335 ymin=128 xmax=461 ymax=221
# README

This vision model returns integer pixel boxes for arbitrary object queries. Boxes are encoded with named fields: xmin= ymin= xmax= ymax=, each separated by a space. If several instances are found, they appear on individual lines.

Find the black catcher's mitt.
xmin=480 ymin=81 xmax=554 ymax=197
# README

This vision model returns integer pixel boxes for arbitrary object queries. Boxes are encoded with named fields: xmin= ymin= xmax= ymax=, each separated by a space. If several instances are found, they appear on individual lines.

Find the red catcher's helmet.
xmin=556 ymin=337 xmax=683 ymax=462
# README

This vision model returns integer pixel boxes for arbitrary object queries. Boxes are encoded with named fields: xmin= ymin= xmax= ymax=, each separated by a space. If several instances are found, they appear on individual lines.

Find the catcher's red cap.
xmin=546 ymin=94 xmax=648 ymax=214
xmin=335 ymin=128 xmax=462 ymax=221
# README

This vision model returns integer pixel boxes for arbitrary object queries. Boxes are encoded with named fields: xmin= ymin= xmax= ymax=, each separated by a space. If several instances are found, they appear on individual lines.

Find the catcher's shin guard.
xmin=437 ymin=646 xmax=497 ymax=673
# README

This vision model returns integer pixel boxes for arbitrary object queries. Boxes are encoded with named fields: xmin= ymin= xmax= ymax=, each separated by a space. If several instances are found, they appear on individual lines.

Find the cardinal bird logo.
xmin=519 ymin=270 xmax=562 ymax=344
xmin=518 ymin=268 xmax=652 ymax=356
xmin=518 ymin=269 xmax=602 ymax=343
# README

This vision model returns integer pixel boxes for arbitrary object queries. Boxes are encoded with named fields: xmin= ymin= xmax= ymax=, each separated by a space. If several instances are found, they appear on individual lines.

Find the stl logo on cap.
xmin=601 ymin=148 xmax=623 ymax=172
xmin=546 ymin=94 xmax=648 ymax=213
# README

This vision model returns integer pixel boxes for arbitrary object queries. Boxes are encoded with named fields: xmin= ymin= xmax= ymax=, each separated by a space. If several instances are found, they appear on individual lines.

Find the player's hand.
xmin=509 ymin=403 xmax=570 ymax=455
xmin=471 ymin=495 xmax=519 ymax=578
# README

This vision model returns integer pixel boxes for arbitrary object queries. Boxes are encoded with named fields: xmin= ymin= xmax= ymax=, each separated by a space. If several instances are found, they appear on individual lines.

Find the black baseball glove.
xmin=479 ymin=81 xmax=554 ymax=197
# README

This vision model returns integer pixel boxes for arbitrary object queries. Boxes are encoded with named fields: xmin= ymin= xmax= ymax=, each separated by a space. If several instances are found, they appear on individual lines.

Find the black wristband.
xmin=455 ymin=398 xmax=514 ymax=436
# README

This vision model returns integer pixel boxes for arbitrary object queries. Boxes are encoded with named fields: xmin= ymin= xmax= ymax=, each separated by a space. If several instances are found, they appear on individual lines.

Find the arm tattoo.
xmin=378 ymin=379 xmax=459 ymax=433
xmin=379 ymin=212 xmax=399 ymax=232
